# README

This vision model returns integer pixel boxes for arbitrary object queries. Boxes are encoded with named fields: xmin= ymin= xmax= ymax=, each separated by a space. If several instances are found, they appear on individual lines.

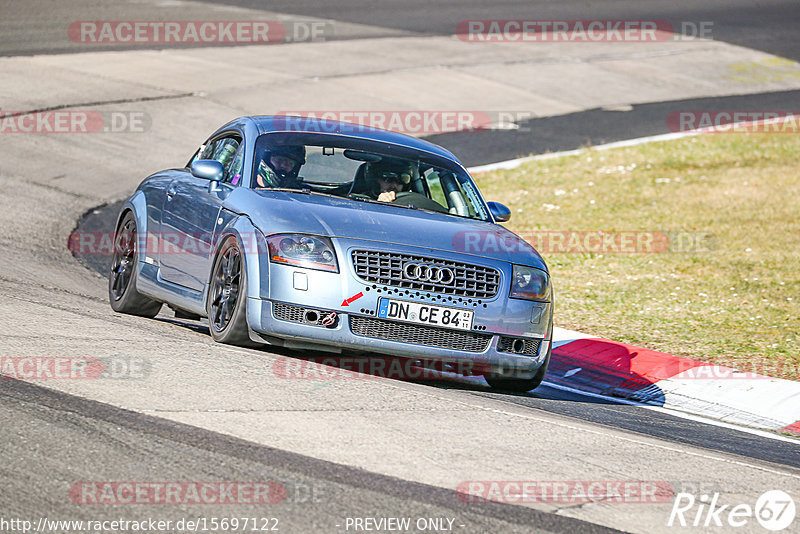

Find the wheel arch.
xmin=202 ymin=215 xmax=269 ymax=312
xmin=112 ymin=193 xmax=151 ymax=295
xmin=114 ymin=191 xmax=148 ymax=235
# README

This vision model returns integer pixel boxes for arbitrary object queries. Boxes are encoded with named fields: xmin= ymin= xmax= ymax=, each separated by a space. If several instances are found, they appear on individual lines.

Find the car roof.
xmin=216 ymin=115 xmax=461 ymax=164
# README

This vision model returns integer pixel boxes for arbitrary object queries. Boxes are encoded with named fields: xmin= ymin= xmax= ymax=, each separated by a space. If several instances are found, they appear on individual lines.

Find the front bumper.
xmin=247 ymin=298 xmax=550 ymax=377
xmin=245 ymin=238 xmax=552 ymax=378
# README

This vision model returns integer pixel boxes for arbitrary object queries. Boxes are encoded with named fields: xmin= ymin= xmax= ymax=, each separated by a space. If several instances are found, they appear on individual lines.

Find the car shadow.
xmin=257 ymin=346 xmax=624 ymax=403
xmin=543 ymin=338 xmax=703 ymax=407
xmin=266 ymin=351 xmax=629 ymax=405
xmin=153 ymin=311 xmax=681 ymax=408
xmin=153 ymin=316 xmax=211 ymax=336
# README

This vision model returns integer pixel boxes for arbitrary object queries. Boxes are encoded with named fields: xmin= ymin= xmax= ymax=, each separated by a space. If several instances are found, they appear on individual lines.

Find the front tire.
xmin=207 ymin=236 xmax=258 ymax=347
xmin=108 ymin=212 xmax=162 ymax=318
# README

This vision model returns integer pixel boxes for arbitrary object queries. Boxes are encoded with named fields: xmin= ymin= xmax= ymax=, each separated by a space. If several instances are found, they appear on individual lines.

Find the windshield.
xmin=251 ymin=136 xmax=490 ymax=221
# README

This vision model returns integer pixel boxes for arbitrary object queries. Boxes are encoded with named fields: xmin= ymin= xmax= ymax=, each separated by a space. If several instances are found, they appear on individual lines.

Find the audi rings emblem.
xmin=403 ymin=262 xmax=455 ymax=285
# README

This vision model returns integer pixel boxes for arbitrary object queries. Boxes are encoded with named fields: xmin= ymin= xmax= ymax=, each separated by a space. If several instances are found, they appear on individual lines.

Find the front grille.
xmin=273 ymin=302 xmax=325 ymax=325
xmin=350 ymin=316 xmax=492 ymax=353
xmin=351 ymin=250 xmax=501 ymax=298
xmin=498 ymin=336 xmax=542 ymax=356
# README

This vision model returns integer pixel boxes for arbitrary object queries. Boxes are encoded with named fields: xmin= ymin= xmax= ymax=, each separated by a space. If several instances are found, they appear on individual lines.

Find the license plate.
xmin=377 ymin=298 xmax=474 ymax=331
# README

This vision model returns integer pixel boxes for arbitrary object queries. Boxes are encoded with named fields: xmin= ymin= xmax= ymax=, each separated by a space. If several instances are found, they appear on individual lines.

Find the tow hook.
xmin=320 ymin=312 xmax=338 ymax=327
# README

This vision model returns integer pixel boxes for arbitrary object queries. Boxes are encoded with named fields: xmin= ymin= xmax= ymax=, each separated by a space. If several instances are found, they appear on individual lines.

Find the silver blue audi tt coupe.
xmin=108 ymin=116 xmax=553 ymax=391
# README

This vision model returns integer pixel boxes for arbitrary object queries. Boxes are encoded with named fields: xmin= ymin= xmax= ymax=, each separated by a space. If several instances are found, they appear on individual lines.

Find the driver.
xmin=255 ymin=145 xmax=306 ymax=189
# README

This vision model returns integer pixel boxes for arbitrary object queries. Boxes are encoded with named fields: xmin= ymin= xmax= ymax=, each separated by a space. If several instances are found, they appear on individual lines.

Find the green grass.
xmin=476 ymin=133 xmax=800 ymax=379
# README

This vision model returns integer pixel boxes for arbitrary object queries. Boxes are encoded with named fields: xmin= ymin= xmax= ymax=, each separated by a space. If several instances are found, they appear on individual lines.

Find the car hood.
xmin=228 ymin=190 xmax=546 ymax=271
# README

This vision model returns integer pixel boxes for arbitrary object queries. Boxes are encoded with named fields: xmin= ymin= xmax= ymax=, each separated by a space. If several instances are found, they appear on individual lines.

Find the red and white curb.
xmin=547 ymin=327 xmax=800 ymax=436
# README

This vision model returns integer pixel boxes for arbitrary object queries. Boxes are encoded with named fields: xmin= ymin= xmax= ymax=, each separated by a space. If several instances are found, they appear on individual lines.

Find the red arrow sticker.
xmin=341 ymin=292 xmax=364 ymax=307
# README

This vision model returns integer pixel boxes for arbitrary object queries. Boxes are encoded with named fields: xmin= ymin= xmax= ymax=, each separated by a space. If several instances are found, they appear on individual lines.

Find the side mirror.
xmin=487 ymin=201 xmax=511 ymax=222
xmin=190 ymin=159 xmax=224 ymax=182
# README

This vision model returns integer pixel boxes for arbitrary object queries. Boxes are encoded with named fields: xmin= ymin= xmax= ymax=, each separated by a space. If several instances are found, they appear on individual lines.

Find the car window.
xmin=189 ymin=135 xmax=242 ymax=183
xmin=211 ymin=138 xmax=240 ymax=171
xmin=302 ymin=147 xmax=361 ymax=184
xmin=251 ymin=135 xmax=490 ymax=221
xmin=424 ymin=171 xmax=449 ymax=207
xmin=458 ymin=177 xmax=488 ymax=219
xmin=226 ymin=145 xmax=244 ymax=185
xmin=193 ymin=139 xmax=221 ymax=162
xmin=424 ymin=169 xmax=486 ymax=218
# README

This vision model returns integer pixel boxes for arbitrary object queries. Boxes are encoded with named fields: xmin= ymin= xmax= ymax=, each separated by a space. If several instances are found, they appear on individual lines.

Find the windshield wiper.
xmin=257 ymin=187 xmax=311 ymax=194
xmin=262 ymin=187 xmax=362 ymax=202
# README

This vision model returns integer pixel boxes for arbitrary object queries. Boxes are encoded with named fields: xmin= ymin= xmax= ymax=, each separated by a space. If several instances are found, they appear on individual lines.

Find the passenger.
xmin=365 ymin=159 xmax=417 ymax=202
xmin=364 ymin=159 xmax=449 ymax=213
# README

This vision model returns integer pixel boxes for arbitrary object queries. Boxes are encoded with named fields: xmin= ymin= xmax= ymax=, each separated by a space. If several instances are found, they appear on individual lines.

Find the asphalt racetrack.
xmin=2 ymin=1 xmax=800 ymax=533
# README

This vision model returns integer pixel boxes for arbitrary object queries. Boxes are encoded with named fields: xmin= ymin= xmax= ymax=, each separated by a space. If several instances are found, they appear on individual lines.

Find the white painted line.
xmin=467 ymin=115 xmax=796 ymax=174
xmin=467 ymin=130 xmax=702 ymax=173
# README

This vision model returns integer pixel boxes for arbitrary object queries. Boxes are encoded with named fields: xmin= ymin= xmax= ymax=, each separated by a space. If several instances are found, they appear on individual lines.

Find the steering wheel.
xmin=349 ymin=191 xmax=414 ymax=202
xmin=391 ymin=191 xmax=449 ymax=213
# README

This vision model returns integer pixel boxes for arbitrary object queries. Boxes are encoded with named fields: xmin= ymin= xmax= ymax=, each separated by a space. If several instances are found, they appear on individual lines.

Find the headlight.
xmin=267 ymin=234 xmax=338 ymax=273
xmin=509 ymin=265 xmax=549 ymax=301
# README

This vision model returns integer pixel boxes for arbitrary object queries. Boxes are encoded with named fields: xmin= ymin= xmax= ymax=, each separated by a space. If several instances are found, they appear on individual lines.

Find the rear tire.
xmin=207 ymin=236 xmax=259 ymax=347
xmin=108 ymin=212 xmax=162 ymax=318
xmin=485 ymin=348 xmax=550 ymax=393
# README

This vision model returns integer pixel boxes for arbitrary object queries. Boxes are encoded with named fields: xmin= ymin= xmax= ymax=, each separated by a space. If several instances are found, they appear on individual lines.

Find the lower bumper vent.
xmin=349 ymin=316 xmax=491 ymax=353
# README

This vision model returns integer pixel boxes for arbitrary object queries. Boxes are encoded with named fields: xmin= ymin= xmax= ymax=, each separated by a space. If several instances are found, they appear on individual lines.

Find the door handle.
xmin=166 ymin=186 xmax=177 ymax=199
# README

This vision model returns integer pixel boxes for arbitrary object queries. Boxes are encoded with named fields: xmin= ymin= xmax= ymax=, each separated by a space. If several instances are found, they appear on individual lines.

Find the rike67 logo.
xmin=668 ymin=490 xmax=795 ymax=531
